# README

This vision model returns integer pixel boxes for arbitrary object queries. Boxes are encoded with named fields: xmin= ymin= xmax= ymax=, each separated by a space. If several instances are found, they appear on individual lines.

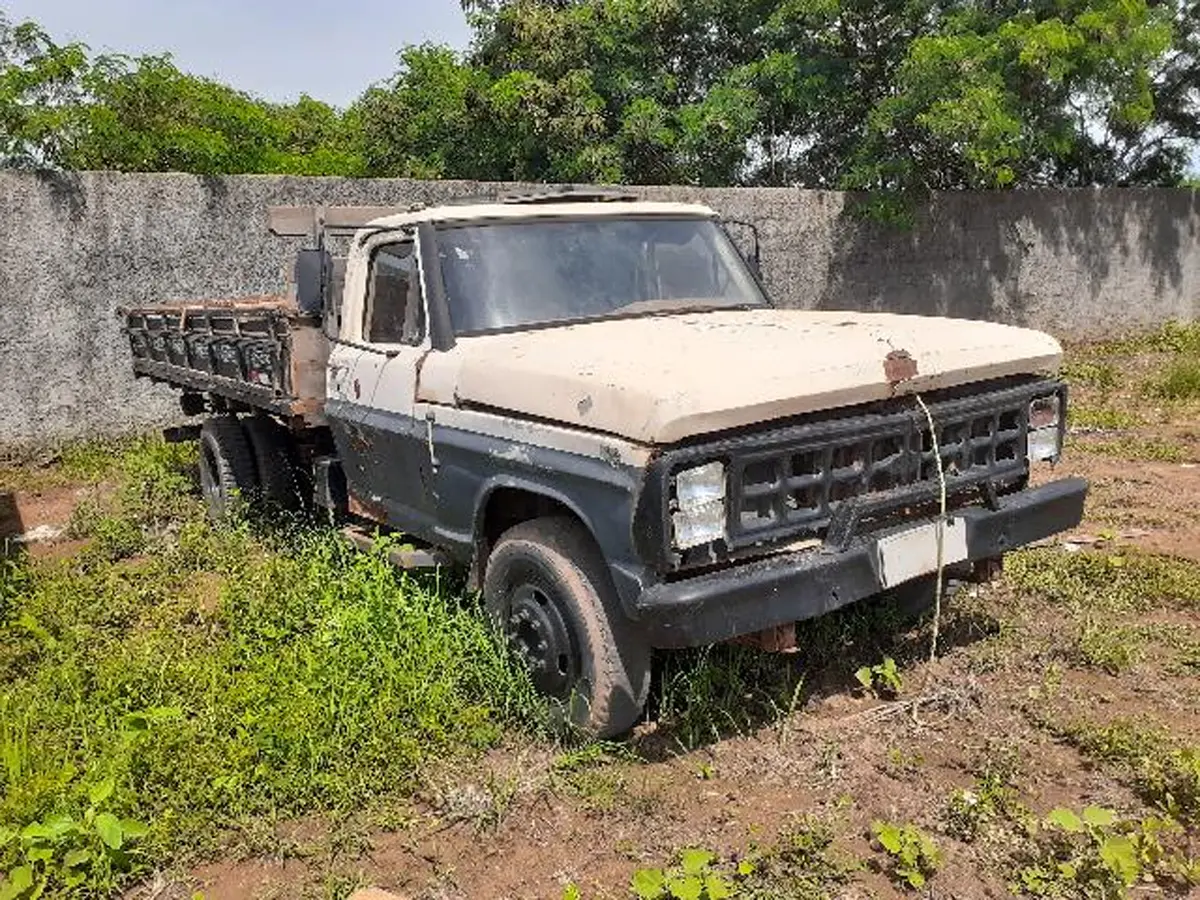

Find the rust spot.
xmin=348 ymin=493 xmax=388 ymax=525
xmin=731 ymin=623 xmax=799 ymax=653
xmin=884 ymin=349 xmax=918 ymax=384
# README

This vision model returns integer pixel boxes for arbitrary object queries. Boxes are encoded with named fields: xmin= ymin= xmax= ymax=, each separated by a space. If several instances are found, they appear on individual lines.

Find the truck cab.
xmin=124 ymin=192 xmax=1087 ymax=737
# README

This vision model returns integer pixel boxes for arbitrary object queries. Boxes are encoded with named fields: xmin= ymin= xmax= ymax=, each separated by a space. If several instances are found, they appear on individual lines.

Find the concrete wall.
xmin=1 ymin=171 xmax=1197 ymax=447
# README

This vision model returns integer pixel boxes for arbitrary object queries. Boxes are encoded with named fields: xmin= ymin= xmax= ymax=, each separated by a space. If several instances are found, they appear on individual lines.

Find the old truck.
xmin=123 ymin=191 xmax=1087 ymax=737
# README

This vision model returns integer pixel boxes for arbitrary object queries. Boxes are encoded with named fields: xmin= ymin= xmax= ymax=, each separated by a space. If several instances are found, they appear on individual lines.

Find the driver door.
xmin=326 ymin=231 xmax=437 ymax=538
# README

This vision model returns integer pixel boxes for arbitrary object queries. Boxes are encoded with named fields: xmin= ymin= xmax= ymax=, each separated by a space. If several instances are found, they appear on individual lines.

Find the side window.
xmin=365 ymin=241 xmax=425 ymax=344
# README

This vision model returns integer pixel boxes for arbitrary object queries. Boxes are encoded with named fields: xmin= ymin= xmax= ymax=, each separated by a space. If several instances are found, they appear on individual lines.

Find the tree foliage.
xmin=0 ymin=11 xmax=362 ymax=175
xmin=1 ymin=2 xmax=1197 ymax=192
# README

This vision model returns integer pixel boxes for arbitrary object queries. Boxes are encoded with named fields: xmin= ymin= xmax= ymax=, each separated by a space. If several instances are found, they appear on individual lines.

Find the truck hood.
xmin=416 ymin=309 xmax=1062 ymax=444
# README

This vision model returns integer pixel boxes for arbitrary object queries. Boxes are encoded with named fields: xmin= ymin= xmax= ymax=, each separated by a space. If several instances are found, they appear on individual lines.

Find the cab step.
xmin=339 ymin=524 xmax=452 ymax=570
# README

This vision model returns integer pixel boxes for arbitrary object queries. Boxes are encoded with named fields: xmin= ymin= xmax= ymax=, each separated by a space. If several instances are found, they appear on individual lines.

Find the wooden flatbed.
xmin=122 ymin=296 xmax=329 ymax=422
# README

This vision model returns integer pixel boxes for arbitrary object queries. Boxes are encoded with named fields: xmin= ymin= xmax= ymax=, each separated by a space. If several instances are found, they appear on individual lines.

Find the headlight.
xmin=1028 ymin=394 xmax=1063 ymax=462
xmin=671 ymin=461 xmax=727 ymax=549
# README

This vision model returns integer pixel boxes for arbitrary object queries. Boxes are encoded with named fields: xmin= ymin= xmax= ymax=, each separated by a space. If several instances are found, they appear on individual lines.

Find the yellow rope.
xmin=914 ymin=394 xmax=947 ymax=663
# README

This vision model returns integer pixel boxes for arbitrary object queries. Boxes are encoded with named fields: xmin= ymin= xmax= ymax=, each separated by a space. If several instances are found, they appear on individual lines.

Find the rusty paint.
xmin=731 ymin=623 xmax=799 ymax=653
xmin=348 ymin=492 xmax=389 ymax=525
xmin=966 ymin=555 xmax=1004 ymax=583
xmin=884 ymin=349 xmax=918 ymax=384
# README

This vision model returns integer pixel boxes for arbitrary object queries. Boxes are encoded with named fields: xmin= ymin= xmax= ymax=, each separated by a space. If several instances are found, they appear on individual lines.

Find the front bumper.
xmin=635 ymin=476 xmax=1087 ymax=648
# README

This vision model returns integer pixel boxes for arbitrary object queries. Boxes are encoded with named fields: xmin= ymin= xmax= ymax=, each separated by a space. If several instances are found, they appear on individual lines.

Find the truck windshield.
xmin=436 ymin=217 xmax=767 ymax=334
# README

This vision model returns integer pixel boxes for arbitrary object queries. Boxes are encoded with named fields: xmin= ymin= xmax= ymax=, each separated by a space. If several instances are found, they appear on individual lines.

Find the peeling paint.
xmin=492 ymin=444 xmax=534 ymax=465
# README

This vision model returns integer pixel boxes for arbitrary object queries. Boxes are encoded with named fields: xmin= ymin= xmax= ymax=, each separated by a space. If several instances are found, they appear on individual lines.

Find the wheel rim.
xmin=506 ymin=583 xmax=578 ymax=698
xmin=199 ymin=443 xmax=222 ymax=512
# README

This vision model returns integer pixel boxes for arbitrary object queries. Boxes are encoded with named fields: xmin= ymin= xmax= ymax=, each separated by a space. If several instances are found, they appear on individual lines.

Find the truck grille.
xmin=731 ymin=401 xmax=1026 ymax=547
xmin=638 ymin=379 xmax=1061 ymax=572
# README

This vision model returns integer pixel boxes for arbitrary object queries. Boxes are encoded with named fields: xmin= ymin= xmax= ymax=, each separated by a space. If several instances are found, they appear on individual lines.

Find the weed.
xmin=870 ymin=820 xmax=941 ymax=889
xmin=944 ymin=769 xmax=1024 ymax=842
xmin=631 ymin=848 xmax=738 ymax=900
xmin=1006 ymin=548 xmax=1200 ymax=614
xmin=654 ymin=645 xmax=801 ymax=750
xmin=880 ymin=746 xmax=924 ymax=780
xmin=1084 ymin=321 xmax=1200 ymax=358
xmin=1061 ymin=720 xmax=1200 ymax=823
xmin=854 ymin=656 xmax=902 ymax=697
xmin=1068 ymin=405 xmax=1141 ymax=431
xmin=1061 ymin=361 xmax=1120 ymax=392
xmin=1151 ymin=357 xmax=1200 ymax=401
xmin=0 ymin=776 xmax=150 ymax=898
xmin=741 ymin=815 xmax=858 ymax=898
xmin=1083 ymin=436 xmax=1187 ymax=463
xmin=1074 ymin=620 xmax=1144 ymax=674
xmin=0 ymin=441 xmax=538 ymax=895
xmin=0 ymin=436 xmax=196 ymax=496
xmin=621 ymin=824 xmax=858 ymax=900
xmin=557 ymin=765 xmax=628 ymax=814
xmin=552 ymin=741 xmax=635 ymax=774
xmin=1013 ymin=805 xmax=1199 ymax=898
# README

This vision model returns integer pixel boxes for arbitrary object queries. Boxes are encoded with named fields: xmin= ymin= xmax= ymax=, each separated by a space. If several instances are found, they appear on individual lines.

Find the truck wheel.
xmin=198 ymin=417 xmax=259 ymax=519
xmin=483 ymin=516 xmax=651 ymax=739
xmin=242 ymin=416 xmax=305 ymax=512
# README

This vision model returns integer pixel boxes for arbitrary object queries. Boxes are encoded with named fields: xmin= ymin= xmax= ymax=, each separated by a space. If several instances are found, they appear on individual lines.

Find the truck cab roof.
xmin=363 ymin=199 xmax=720 ymax=231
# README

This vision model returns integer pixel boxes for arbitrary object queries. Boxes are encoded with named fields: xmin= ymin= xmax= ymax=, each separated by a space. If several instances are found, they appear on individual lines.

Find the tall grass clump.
xmin=0 ymin=437 xmax=536 ymax=896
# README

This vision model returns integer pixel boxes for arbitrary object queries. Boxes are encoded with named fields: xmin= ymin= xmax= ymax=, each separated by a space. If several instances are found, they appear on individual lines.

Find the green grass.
xmin=1067 ymin=405 xmax=1141 ymax=431
xmin=1061 ymin=360 xmax=1121 ymax=392
xmin=1060 ymin=720 xmax=1200 ymax=824
xmin=0 ymin=435 xmax=184 ymax=495
xmin=1081 ymin=321 xmax=1200 ymax=359
xmin=1081 ymin=436 xmax=1188 ymax=463
xmin=1006 ymin=548 xmax=1200 ymax=614
xmin=1073 ymin=620 xmax=1145 ymax=674
xmin=1151 ymin=358 xmax=1200 ymax=402
xmin=0 ymin=439 xmax=537 ymax=897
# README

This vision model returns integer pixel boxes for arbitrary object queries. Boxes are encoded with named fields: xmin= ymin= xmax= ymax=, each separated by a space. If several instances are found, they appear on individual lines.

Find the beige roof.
xmin=366 ymin=200 xmax=718 ymax=230
xmin=417 ymin=309 xmax=1063 ymax=444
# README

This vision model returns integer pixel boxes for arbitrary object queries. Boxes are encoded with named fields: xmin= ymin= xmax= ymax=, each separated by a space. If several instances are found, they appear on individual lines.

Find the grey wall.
xmin=1 ymin=171 xmax=1198 ymax=448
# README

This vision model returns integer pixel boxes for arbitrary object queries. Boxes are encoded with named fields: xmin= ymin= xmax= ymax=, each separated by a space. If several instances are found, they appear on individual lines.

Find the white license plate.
xmin=875 ymin=518 xmax=969 ymax=589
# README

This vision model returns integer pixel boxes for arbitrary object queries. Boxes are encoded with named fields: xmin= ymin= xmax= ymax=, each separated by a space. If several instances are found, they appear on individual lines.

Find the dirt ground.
xmin=9 ymin=340 xmax=1200 ymax=900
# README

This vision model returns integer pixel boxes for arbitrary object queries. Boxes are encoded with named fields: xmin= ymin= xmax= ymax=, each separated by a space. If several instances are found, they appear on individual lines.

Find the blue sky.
xmin=1 ymin=0 xmax=472 ymax=107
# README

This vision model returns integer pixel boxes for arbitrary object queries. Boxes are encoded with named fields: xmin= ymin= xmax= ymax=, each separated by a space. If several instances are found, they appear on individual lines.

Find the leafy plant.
xmin=1062 ymin=720 xmax=1200 ymax=822
xmin=743 ymin=816 xmax=858 ymax=898
xmin=0 ymin=777 xmax=149 ymax=899
xmin=945 ymin=771 xmax=1022 ymax=842
xmin=0 ymin=436 xmax=539 ymax=897
xmin=855 ymin=657 xmax=903 ymax=697
xmin=870 ymin=820 xmax=941 ymax=889
xmin=631 ymin=849 xmax=738 ymax=900
xmin=1014 ymin=806 xmax=1200 ymax=897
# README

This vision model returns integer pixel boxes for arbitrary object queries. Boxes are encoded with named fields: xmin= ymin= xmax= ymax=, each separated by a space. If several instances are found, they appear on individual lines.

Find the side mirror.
xmin=722 ymin=219 xmax=762 ymax=279
xmin=294 ymin=248 xmax=331 ymax=316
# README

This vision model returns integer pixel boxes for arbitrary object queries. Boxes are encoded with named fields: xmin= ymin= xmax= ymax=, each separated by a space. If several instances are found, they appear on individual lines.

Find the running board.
xmin=340 ymin=525 xmax=452 ymax=570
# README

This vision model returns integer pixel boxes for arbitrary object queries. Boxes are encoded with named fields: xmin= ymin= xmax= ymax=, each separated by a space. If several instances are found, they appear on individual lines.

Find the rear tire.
xmin=198 ymin=416 xmax=258 ymax=519
xmin=483 ymin=516 xmax=651 ymax=739
xmin=242 ymin=416 xmax=305 ymax=512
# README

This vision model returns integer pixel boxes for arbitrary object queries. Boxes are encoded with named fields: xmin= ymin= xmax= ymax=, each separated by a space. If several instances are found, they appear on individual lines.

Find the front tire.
xmin=483 ymin=516 xmax=651 ymax=739
xmin=198 ymin=416 xmax=258 ymax=519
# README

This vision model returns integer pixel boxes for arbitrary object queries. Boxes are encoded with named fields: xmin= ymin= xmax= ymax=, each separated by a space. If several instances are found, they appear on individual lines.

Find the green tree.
xmin=451 ymin=0 xmax=1196 ymax=190
xmin=0 ymin=12 xmax=90 ymax=166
